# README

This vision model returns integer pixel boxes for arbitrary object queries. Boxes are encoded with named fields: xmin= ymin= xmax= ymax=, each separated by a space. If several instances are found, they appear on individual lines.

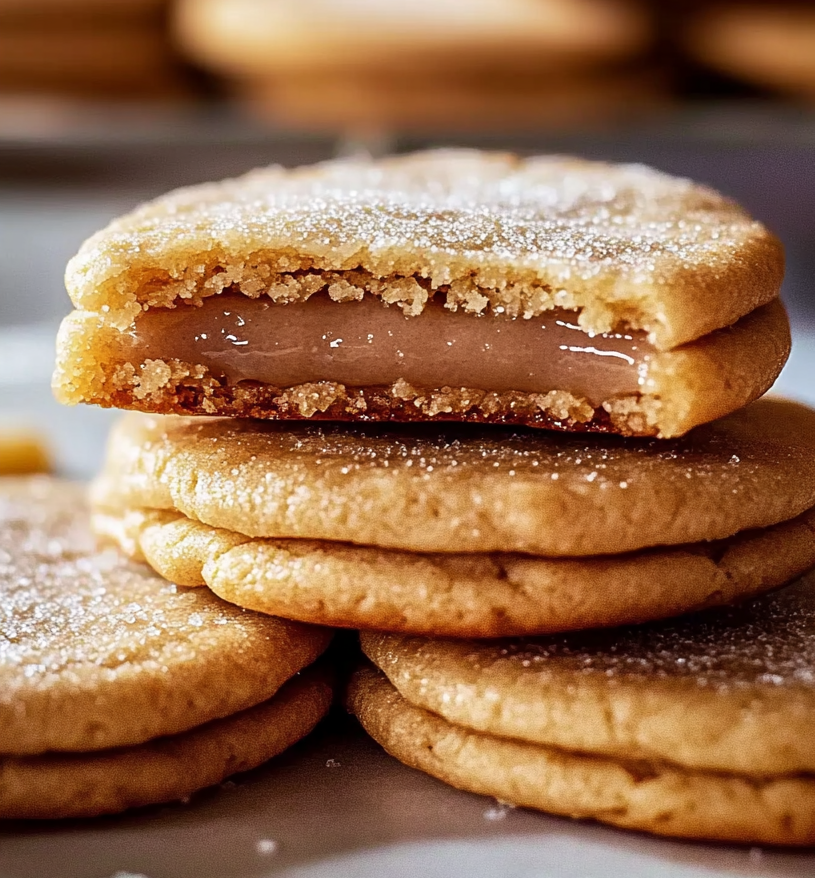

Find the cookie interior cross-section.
xmin=54 ymin=150 xmax=788 ymax=437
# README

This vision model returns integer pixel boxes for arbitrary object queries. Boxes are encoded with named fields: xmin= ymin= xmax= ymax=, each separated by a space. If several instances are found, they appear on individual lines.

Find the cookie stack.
xmin=0 ymin=0 xmax=193 ymax=102
xmin=51 ymin=151 xmax=815 ymax=842
xmin=0 ymin=478 xmax=333 ymax=818
xmin=172 ymin=0 xmax=660 ymax=132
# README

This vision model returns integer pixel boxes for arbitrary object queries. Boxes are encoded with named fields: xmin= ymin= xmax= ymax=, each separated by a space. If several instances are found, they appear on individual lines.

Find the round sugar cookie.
xmin=361 ymin=571 xmax=815 ymax=775
xmin=1 ymin=664 xmax=332 ymax=819
xmin=93 ymin=398 xmax=815 ymax=556
xmin=93 ymin=502 xmax=815 ymax=637
xmin=346 ymin=666 xmax=815 ymax=846
xmin=0 ymin=477 xmax=332 ymax=755
xmin=175 ymin=0 xmax=652 ymax=79
xmin=684 ymin=5 xmax=815 ymax=99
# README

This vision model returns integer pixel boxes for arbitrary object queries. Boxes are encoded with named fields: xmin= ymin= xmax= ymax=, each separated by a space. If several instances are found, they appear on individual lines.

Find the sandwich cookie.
xmin=91 ymin=399 xmax=815 ymax=636
xmin=348 ymin=572 xmax=815 ymax=845
xmin=54 ymin=150 xmax=787 ymax=438
xmin=683 ymin=4 xmax=815 ymax=100
xmin=0 ymin=477 xmax=332 ymax=818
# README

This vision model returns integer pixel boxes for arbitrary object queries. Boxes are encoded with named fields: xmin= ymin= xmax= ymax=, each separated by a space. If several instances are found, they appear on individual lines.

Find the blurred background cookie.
xmin=175 ymin=0 xmax=654 ymax=77
xmin=0 ymin=430 xmax=51 ymax=475
xmin=682 ymin=4 xmax=815 ymax=101
xmin=0 ymin=0 xmax=198 ymax=103
xmin=175 ymin=0 xmax=660 ymax=131
xmin=0 ymin=26 xmax=194 ymax=101
xmin=243 ymin=68 xmax=665 ymax=133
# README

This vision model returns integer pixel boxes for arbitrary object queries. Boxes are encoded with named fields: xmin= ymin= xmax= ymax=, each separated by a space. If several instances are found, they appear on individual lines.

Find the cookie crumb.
xmin=256 ymin=839 xmax=279 ymax=856
xmin=483 ymin=799 xmax=516 ymax=821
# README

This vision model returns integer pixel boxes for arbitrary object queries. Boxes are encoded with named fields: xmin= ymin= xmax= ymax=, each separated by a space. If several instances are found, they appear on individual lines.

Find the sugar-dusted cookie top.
xmin=0 ymin=477 xmax=331 ymax=755
xmin=66 ymin=150 xmax=782 ymax=349
xmin=361 ymin=569 xmax=815 ymax=777
xmin=92 ymin=398 xmax=815 ymax=556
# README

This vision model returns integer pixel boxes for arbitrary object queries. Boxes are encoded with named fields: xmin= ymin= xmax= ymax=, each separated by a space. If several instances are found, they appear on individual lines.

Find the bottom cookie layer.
xmin=93 ymin=502 xmax=815 ymax=638
xmin=346 ymin=666 xmax=815 ymax=846
xmin=0 ymin=665 xmax=332 ymax=820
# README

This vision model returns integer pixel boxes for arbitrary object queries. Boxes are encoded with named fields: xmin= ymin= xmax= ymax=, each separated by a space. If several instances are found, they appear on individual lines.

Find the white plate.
xmin=1 ymin=325 xmax=814 ymax=878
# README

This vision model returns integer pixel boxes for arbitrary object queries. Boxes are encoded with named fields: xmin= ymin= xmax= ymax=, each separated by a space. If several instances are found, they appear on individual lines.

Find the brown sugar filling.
xmin=131 ymin=295 xmax=653 ymax=405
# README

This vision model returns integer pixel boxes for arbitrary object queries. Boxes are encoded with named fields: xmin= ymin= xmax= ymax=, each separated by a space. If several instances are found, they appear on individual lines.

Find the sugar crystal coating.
xmin=0 ymin=477 xmax=330 ymax=755
xmin=65 ymin=150 xmax=783 ymax=350
xmin=93 ymin=397 xmax=815 ymax=556
xmin=492 ymin=571 xmax=815 ymax=691
xmin=361 ymin=569 xmax=815 ymax=775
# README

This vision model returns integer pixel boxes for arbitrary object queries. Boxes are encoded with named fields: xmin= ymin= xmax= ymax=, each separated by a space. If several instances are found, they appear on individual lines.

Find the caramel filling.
xmin=130 ymin=295 xmax=652 ymax=404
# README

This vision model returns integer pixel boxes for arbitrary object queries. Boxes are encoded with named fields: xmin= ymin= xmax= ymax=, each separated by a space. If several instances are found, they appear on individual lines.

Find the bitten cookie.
xmin=348 ymin=571 xmax=815 ymax=845
xmin=54 ymin=150 xmax=787 ymax=437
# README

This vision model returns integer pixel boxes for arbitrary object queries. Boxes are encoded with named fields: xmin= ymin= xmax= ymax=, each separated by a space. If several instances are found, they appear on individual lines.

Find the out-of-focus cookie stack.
xmin=679 ymin=3 xmax=815 ymax=102
xmin=172 ymin=0 xmax=661 ymax=132
xmin=46 ymin=149 xmax=815 ymax=842
xmin=0 ymin=0 xmax=193 ymax=103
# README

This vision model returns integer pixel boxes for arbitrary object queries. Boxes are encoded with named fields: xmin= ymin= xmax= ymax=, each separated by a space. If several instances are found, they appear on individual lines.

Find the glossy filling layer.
xmin=131 ymin=295 xmax=652 ymax=404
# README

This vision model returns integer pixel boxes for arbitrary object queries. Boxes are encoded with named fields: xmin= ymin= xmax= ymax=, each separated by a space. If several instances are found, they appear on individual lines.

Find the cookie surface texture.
xmin=54 ymin=150 xmax=786 ymax=438
xmin=93 ymin=502 xmax=815 ymax=637
xmin=0 ymin=477 xmax=332 ymax=755
xmin=347 ymin=666 xmax=815 ymax=846
xmin=92 ymin=398 xmax=815 ymax=556
xmin=361 ymin=571 xmax=815 ymax=775
xmin=0 ymin=665 xmax=332 ymax=819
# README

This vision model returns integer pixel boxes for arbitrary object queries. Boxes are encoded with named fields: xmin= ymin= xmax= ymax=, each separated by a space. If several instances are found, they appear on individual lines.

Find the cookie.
xmin=0 ymin=430 xmax=50 ymax=475
xmin=350 ymin=571 xmax=815 ymax=844
xmin=91 ymin=398 xmax=815 ymax=557
xmin=0 ymin=26 xmax=188 ymax=98
xmin=347 ymin=664 xmax=815 ymax=846
xmin=174 ymin=0 xmax=653 ymax=79
xmin=92 ymin=501 xmax=815 ymax=637
xmin=243 ymin=68 xmax=665 ymax=133
xmin=53 ymin=150 xmax=786 ymax=438
xmin=0 ymin=0 xmax=164 ymax=23
xmin=360 ymin=572 xmax=815 ymax=775
xmin=684 ymin=4 xmax=815 ymax=99
xmin=1 ymin=664 xmax=332 ymax=819
xmin=0 ymin=477 xmax=332 ymax=755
